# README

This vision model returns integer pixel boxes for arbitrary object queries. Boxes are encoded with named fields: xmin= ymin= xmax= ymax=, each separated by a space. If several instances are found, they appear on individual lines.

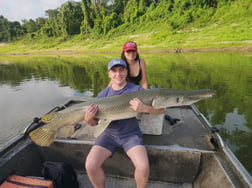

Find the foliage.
xmin=0 ymin=0 xmax=251 ymax=51
xmin=61 ymin=1 xmax=83 ymax=35
xmin=0 ymin=16 xmax=24 ymax=41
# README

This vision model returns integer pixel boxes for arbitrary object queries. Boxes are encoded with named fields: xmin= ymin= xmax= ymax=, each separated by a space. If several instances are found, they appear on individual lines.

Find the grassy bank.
xmin=1 ymin=31 xmax=251 ymax=55
xmin=1 ymin=19 xmax=251 ymax=55
xmin=0 ymin=0 xmax=252 ymax=55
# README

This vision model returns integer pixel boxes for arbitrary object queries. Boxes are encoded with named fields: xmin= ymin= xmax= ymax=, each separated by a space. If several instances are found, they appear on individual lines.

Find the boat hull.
xmin=0 ymin=102 xmax=251 ymax=188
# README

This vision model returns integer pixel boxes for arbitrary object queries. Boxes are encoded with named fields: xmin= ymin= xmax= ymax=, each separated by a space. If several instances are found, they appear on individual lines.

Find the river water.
xmin=0 ymin=52 xmax=251 ymax=175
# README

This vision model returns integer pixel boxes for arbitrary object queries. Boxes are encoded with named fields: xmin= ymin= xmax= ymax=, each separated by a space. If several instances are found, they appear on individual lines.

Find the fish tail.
xmin=29 ymin=127 xmax=56 ymax=146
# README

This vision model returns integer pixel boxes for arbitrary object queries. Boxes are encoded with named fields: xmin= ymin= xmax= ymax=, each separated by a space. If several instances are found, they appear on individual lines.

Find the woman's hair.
xmin=121 ymin=51 xmax=140 ymax=62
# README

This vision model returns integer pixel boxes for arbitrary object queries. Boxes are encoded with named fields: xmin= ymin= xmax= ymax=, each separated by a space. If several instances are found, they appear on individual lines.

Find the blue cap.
xmin=108 ymin=58 xmax=127 ymax=70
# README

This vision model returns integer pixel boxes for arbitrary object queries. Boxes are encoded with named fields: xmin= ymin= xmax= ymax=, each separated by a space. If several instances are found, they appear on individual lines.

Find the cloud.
xmin=0 ymin=0 xmax=81 ymax=22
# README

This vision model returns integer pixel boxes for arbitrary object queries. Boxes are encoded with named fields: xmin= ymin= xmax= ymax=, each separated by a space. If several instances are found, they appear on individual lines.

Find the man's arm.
xmin=129 ymin=98 xmax=165 ymax=114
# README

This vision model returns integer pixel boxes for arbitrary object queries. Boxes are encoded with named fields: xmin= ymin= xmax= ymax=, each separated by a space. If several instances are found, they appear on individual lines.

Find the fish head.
xmin=181 ymin=89 xmax=216 ymax=105
xmin=152 ymin=89 xmax=215 ymax=108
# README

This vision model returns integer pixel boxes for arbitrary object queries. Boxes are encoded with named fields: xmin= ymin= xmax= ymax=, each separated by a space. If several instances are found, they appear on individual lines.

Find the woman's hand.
xmin=129 ymin=98 xmax=165 ymax=114
xmin=129 ymin=98 xmax=147 ymax=112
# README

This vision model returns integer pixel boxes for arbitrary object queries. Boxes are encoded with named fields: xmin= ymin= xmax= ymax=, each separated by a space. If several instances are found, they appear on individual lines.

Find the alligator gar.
xmin=29 ymin=88 xmax=215 ymax=146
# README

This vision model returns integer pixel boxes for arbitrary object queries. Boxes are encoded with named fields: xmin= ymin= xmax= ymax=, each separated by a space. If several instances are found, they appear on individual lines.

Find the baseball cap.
xmin=122 ymin=41 xmax=138 ymax=52
xmin=108 ymin=58 xmax=127 ymax=70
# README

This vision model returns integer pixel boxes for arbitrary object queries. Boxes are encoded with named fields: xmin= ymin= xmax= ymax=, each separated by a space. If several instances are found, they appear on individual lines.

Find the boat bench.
xmin=41 ymin=141 xmax=201 ymax=183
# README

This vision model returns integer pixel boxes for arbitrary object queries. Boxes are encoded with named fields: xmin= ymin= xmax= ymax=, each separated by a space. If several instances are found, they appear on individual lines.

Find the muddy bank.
xmin=1 ymin=46 xmax=252 ymax=56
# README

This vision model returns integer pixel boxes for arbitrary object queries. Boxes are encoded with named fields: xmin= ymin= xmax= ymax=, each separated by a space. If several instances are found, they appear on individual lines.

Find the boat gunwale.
xmin=191 ymin=104 xmax=252 ymax=186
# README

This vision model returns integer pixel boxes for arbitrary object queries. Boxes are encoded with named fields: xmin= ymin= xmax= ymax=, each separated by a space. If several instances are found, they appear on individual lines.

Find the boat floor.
xmin=77 ymin=172 xmax=192 ymax=188
xmin=143 ymin=106 xmax=214 ymax=150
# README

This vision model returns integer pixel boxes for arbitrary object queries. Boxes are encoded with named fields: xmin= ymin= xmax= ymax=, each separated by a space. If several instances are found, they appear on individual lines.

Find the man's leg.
xmin=85 ymin=145 xmax=111 ymax=188
xmin=127 ymin=145 xmax=150 ymax=188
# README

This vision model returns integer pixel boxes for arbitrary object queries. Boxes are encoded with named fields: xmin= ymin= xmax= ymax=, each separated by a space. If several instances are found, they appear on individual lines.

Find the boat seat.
xmin=104 ymin=145 xmax=202 ymax=183
xmin=42 ymin=141 xmax=204 ymax=184
xmin=193 ymin=152 xmax=239 ymax=188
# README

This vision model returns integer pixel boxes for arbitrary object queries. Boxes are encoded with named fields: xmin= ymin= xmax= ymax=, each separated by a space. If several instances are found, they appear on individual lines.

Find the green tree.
xmin=81 ymin=0 xmax=94 ymax=33
xmin=41 ymin=9 xmax=62 ymax=37
xmin=35 ymin=17 xmax=46 ymax=29
xmin=9 ymin=21 xmax=23 ymax=39
xmin=0 ymin=16 xmax=24 ymax=41
xmin=123 ymin=0 xmax=139 ymax=23
xmin=110 ymin=0 xmax=127 ymax=14
xmin=0 ymin=16 xmax=10 ymax=41
xmin=102 ymin=12 xmax=121 ymax=34
xmin=91 ymin=0 xmax=110 ymax=34
xmin=22 ymin=19 xmax=38 ymax=33
xmin=60 ymin=1 xmax=83 ymax=36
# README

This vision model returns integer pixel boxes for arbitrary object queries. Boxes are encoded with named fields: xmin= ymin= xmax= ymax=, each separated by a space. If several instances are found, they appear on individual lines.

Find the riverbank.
xmin=1 ymin=41 xmax=252 ymax=56
xmin=1 ymin=0 xmax=252 ymax=56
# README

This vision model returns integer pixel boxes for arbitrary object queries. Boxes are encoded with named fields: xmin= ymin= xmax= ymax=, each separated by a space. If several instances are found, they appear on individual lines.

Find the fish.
xmin=29 ymin=88 xmax=215 ymax=146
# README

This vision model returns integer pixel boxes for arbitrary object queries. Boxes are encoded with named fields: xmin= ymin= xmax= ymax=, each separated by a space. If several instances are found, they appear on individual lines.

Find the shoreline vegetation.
xmin=0 ymin=42 xmax=251 ymax=56
xmin=0 ymin=0 xmax=251 ymax=56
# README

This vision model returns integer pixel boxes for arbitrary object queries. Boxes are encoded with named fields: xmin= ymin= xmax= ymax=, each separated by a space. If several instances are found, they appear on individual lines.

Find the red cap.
xmin=122 ymin=41 xmax=138 ymax=52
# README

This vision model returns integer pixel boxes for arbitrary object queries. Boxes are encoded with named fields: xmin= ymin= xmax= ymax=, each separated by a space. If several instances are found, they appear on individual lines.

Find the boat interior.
xmin=0 ymin=104 xmax=251 ymax=188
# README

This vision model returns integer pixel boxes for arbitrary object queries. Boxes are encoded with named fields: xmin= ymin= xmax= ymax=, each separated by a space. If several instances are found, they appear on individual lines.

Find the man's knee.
xmin=136 ymin=162 xmax=150 ymax=176
xmin=85 ymin=158 xmax=97 ymax=175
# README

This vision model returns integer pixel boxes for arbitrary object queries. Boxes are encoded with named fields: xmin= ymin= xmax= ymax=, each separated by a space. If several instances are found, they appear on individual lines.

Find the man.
xmin=84 ymin=58 xmax=163 ymax=188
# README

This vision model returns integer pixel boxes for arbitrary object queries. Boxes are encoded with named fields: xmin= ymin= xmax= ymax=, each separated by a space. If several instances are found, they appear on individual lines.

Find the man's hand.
xmin=84 ymin=104 xmax=99 ymax=126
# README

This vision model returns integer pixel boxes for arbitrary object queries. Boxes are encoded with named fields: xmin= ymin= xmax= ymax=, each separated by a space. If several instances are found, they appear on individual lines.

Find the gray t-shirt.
xmin=97 ymin=83 xmax=143 ymax=136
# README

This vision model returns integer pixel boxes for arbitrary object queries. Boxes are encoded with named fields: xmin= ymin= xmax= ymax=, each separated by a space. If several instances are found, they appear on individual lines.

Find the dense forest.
xmin=0 ymin=0 xmax=251 ymax=50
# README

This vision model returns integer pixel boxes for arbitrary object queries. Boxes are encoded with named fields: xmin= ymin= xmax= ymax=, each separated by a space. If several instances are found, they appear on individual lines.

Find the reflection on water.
xmin=219 ymin=108 xmax=249 ymax=133
xmin=0 ymin=79 xmax=75 ymax=145
xmin=0 ymin=52 xmax=251 ymax=175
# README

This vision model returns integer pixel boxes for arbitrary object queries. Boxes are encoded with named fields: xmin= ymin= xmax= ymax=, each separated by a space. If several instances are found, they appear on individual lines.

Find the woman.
xmin=121 ymin=41 xmax=148 ymax=89
xmin=121 ymin=41 xmax=177 ymax=124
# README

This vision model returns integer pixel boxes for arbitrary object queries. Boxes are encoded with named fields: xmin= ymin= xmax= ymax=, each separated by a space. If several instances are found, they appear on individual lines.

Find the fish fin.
xmin=29 ymin=126 xmax=57 ymax=146
xmin=94 ymin=120 xmax=111 ymax=138
xmin=56 ymin=125 xmax=75 ymax=138
xmin=68 ymin=96 xmax=95 ymax=102
xmin=41 ymin=112 xmax=60 ymax=123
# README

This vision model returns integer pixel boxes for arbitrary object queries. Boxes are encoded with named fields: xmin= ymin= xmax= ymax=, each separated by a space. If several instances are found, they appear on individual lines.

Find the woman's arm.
xmin=140 ymin=59 xmax=148 ymax=89
xmin=129 ymin=98 xmax=164 ymax=114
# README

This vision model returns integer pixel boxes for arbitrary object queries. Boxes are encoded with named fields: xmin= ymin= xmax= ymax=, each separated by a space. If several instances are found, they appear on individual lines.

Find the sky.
xmin=0 ymin=0 xmax=81 ymax=23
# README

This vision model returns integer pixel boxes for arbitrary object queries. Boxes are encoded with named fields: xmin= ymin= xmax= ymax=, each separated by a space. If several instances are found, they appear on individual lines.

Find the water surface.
xmin=0 ymin=52 xmax=251 ymax=175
